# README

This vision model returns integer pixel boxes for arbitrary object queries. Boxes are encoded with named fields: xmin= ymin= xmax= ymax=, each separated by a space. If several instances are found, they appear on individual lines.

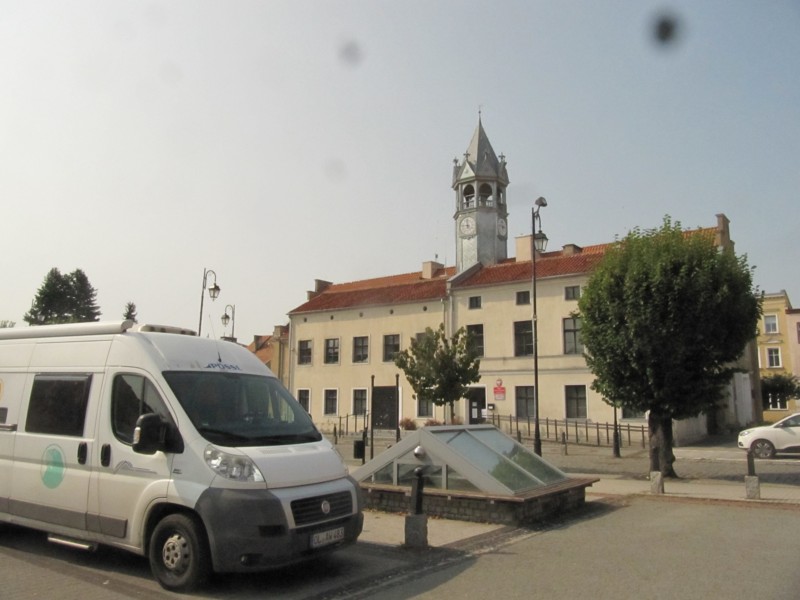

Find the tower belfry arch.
xmin=452 ymin=118 xmax=510 ymax=273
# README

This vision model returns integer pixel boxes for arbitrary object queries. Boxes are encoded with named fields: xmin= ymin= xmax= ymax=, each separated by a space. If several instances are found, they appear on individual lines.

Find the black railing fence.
xmin=327 ymin=411 xmax=646 ymax=450
xmin=488 ymin=414 xmax=647 ymax=448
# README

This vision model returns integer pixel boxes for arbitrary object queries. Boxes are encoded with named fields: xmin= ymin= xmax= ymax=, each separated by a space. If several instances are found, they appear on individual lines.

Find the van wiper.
xmin=256 ymin=432 xmax=322 ymax=445
xmin=196 ymin=427 xmax=251 ymax=443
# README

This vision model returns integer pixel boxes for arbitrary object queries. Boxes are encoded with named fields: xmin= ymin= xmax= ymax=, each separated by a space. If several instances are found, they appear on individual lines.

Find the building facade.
xmin=758 ymin=291 xmax=798 ymax=420
xmin=286 ymin=121 xmax=761 ymax=439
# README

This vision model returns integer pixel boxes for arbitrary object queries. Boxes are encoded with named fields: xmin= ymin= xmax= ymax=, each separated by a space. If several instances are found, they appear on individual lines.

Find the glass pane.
xmin=444 ymin=430 xmax=539 ymax=492
xmin=371 ymin=463 xmax=395 ymax=485
xmin=469 ymin=428 xmax=566 ymax=485
xmin=398 ymin=463 xmax=443 ymax=489
xmin=446 ymin=466 xmax=480 ymax=493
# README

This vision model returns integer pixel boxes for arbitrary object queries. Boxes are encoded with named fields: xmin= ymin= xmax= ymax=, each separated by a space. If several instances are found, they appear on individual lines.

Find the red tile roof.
xmin=289 ymin=225 xmax=724 ymax=315
xmin=289 ymin=248 xmax=608 ymax=314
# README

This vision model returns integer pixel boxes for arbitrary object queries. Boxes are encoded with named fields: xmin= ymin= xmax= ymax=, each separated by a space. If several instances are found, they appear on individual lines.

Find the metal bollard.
xmin=410 ymin=467 xmax=425 ymax=515
xmin=560 ymin=431 xmax=568 ymax=455
xmin=746 ymin=450 xmax=756 ymax=476
xmin=362 ymin=428 xmax=368 ymax=465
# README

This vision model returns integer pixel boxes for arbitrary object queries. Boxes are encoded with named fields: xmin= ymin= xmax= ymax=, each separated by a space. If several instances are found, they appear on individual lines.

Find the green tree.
xmin=761 ymin=373 xmax=800 ymax=409
xmin=69 ymin=269 xmax=101 ymax=322
xmin=394 ymin=324 xmax=481 ymax=424
xmin=123 ymin=302 xmax=138 ymax=323
xmin=0 ymin=320 xmax=15 ymax=328
xmin=24 ymin=268 xmax=101 ymax=325
xmin=577 ymin=217 xmax=760 ymax=477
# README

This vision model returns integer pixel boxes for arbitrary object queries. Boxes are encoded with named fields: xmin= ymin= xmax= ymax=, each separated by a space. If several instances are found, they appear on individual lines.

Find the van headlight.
xmin=204 ymin=445 xmax=265 ymax=482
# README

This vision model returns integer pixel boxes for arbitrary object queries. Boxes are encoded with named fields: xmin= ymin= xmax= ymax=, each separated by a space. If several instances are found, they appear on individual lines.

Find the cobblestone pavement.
xmin=338 ymin=432 xmax=800 ymax=486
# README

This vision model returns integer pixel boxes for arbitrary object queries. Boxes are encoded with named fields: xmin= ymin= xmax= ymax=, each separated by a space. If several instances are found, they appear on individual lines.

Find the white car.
xmin=738 ymin=413 xmax=800 ymax=458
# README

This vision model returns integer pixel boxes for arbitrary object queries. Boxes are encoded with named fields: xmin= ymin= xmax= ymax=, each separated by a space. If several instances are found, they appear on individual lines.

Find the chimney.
xmin=516 ymin=234 xmax=533 ymax=262
xmin=307 ymin=279 xmax=333 ymax=300
xmin=562 ymin=244 xmax=583 ymax=256
xmin=422 ymin=261 xmax=443 ymax=279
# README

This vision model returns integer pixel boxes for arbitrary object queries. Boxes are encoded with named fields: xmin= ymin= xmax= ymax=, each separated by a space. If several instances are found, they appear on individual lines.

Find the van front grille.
xmin=291 ymin=491 xmax=353 ymax=527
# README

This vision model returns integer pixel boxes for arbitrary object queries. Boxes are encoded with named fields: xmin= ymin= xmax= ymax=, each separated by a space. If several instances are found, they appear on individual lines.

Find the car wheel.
xmin=149 ymin=513 xmax=211 ymax=592
xmin=751 ymin=439 xmax=775 ymax=459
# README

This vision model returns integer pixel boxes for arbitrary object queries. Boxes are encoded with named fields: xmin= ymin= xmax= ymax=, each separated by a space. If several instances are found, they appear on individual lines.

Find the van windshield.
xmin=163 ymin=371 xmax=322 ymax=447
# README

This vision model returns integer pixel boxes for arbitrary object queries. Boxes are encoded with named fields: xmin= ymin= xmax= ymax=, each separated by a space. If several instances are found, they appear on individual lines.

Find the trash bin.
xmin=353 ymin=439 xmax=365 ymax=460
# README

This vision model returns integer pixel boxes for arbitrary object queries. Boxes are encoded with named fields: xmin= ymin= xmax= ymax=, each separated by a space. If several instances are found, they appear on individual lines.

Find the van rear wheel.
xmin=149 ymin=513 xmax=211 ymax=592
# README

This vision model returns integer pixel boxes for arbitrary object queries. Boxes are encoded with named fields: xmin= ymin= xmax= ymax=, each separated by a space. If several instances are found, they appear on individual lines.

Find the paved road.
xmin=3 ymin=433 xmax=798 ymax=599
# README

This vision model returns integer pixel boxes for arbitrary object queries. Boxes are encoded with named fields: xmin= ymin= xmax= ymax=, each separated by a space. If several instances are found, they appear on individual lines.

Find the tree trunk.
xmin=648 ymin=413 xmax=679 ymax=478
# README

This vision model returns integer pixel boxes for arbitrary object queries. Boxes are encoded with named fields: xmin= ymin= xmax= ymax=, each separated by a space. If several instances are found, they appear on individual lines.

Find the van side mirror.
xmin=133 ymin=413 xmax=163 ymax=454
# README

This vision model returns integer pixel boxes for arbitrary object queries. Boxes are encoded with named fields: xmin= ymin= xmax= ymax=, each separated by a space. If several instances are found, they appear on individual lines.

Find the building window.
xmin=516 ymin=290 xmax=530 ymax=305
xmin=764 ymin=315 xmax=778 ymax=334
xmin=297 ymin=389 xmax=310 ymax=413
xmin=767 ymin=347 xmax=782 ymax=368
xmin=383 ymin=334 xmax=400 ymax=362
xmin=26 ymin=374 xmax=92 ymax=437
xmin=298 ymin=340 xmax=312 ymax=365
xmin=563 ymin=317 xmax=583 ymax=355
xmin=417 ymin=397 xmax=433 ymax=418
xmin=566 ymin=385 xmax=587 ymax=419
xmin=515 ymin=386 xmax=535 ymax=418
xmin=514 ymin=320 xmax=533 ymax=356
xmin=565 ymin=285 xmax=581 ymax=301
xmin=353 ymin=389 xmax=367 ymax=415
xmin=353 ymin=336 xmax=369 ymax=363
xmin=469 ymin=296 xmax=482 ymax=309
xmin=324 ymin=389 xmax=338 ymax=415
xmin=324 ymin=338 xmax=340 ymax=364
xmin=622 ymin=406 xmax=646 ymax=419
xmin=466 ymin=324 xmax=484 ymax=357
xmin=765 ymin=393 xmax=788 ymax=411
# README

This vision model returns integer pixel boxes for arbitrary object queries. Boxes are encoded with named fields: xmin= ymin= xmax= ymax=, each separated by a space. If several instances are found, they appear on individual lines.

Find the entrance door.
xmin=371 ymin=386 xmax=398 ymax=431
xmin=467 ymin=387 xmax=486 ymax=425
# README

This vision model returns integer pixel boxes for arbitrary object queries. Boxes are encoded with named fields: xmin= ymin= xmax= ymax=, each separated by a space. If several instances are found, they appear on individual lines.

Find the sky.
xmin=1 ymin=1 xmax=798 ymax=344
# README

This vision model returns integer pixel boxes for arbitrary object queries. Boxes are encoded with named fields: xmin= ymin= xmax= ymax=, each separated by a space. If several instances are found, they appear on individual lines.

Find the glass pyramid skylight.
xmin=352 ymin=424 xmax=568 ymax=496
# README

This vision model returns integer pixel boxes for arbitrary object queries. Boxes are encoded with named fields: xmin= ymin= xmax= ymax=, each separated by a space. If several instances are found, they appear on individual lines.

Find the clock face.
xmin=497 ymin=218 xmax=507 ymax=237
xmin=460 ymin=216 xmax=476 ymax=236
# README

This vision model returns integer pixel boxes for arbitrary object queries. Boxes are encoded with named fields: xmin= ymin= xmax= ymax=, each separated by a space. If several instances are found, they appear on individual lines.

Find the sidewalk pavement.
xmin=343 ymin=434 xmax=800 ymax=548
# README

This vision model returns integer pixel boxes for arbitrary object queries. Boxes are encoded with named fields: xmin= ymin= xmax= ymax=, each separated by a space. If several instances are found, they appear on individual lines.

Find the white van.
xmin=0 ymin=321 xmax=363 ymax=592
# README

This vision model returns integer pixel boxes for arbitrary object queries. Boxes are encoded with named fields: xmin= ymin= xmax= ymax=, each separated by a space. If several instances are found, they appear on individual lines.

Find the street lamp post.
xmin=221 ymin=304 xmax=236 ymax=340
xmin=531 ymin=196 xmax=548 ymax=456
xmin=198 ymin=268 xmax=221 ymax=337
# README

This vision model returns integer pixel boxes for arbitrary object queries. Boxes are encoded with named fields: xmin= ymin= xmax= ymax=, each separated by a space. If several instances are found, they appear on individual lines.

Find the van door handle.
xmin=78 ymin=442 xmax=88 ymax=465
xmin=101 ymin=444 xmax=111 ymax=467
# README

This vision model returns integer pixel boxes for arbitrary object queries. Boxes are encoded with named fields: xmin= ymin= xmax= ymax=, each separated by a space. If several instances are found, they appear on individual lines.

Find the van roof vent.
xmin=133 ymin=324 xmax=197 ymax=336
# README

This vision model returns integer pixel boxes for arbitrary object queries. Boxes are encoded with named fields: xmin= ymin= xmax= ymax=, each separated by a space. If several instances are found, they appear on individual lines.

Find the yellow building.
xmin=286 ymin=120 xmax=761 ymax=440
xmin=758 ymin=291 xmax=797 ymax=421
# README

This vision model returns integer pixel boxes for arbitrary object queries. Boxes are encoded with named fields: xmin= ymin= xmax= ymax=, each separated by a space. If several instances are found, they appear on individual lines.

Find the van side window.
xmin=26 ymin=374 xmax=92 ymax=437
xmin=111 ymin=374 xmax=167 ymax=444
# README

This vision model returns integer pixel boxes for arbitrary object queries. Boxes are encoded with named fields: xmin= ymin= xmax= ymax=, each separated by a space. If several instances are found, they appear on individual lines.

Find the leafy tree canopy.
xmin=394 ymin=324 xmax=481 ymax=423
xmin=578 ymin=217 xmax=760 ymax=474
xmin=23 ymin=268 xmax=101 ymax=325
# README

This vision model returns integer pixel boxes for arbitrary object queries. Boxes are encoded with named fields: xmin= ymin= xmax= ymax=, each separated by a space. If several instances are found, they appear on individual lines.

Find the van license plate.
xmin=311 ymin=527 xmax=345 ymax=549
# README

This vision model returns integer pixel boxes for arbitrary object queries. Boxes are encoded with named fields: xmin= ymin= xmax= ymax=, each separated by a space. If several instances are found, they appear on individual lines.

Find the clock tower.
xmin=453 ymin=118 xmax=510 ymax=273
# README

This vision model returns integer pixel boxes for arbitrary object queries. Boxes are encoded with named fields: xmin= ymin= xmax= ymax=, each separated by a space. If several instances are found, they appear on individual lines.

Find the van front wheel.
xmin=149 ymin=513 xmax=211 ymax=592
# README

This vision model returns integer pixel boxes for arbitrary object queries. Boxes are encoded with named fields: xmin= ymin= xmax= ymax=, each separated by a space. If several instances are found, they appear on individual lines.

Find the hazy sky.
xmin=2 ymin=1 xmax=798 ymax=343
